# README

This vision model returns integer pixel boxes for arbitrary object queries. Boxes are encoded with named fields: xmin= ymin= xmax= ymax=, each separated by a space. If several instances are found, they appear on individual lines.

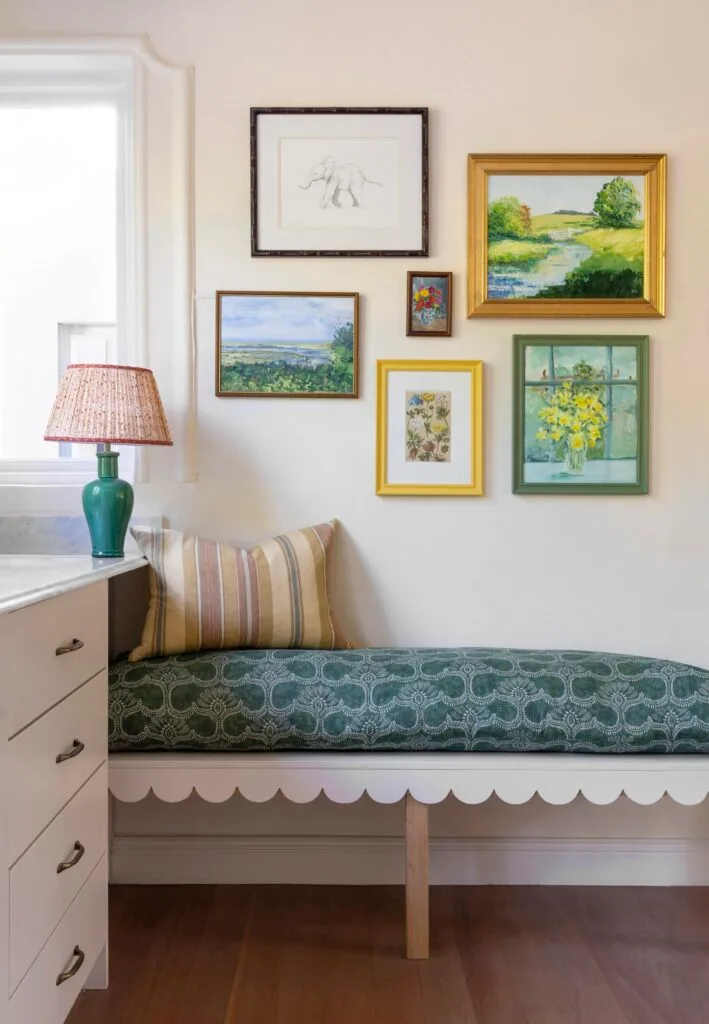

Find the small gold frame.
xmin=376 ymin=359 xmax=484 ymax=496
xmin=467 ymin=154 xmax=666 ymax=318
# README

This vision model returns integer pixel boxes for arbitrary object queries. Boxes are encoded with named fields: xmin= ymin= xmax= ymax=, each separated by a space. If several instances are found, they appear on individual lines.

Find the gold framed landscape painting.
xmin=376 ymin=359 xmax=483 ymax=496
xmin=467 ymin=154 xmax=666 ymax=318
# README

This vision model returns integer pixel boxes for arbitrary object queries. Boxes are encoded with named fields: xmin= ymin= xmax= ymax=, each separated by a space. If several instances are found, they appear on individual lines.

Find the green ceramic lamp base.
xmin=82 ymin=447 xmax=134 ymax=558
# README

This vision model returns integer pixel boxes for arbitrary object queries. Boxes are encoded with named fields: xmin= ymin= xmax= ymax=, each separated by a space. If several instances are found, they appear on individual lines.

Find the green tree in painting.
xmin=331 ymin=321 xmax=353 ymax=360
xmin=593 ymin=177 xmax=641 ymax=229
xmin=328 ymin=321 xmax=354 ymax=390
xmin=488 ymin=196 xmax=527 ymax=239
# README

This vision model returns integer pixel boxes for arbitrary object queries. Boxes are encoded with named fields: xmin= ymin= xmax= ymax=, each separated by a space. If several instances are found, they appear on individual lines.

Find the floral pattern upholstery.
xmin=108 ymin=647 xmax=709 ymax=753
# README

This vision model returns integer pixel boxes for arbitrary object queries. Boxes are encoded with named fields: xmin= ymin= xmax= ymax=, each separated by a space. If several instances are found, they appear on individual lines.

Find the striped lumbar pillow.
xmin=128 ymin=521 xmax=345 ymax=662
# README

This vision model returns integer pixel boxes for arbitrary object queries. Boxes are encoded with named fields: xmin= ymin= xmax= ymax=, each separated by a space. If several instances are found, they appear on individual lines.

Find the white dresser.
xmin=0 ymin=554 xmax=145 ymax=1024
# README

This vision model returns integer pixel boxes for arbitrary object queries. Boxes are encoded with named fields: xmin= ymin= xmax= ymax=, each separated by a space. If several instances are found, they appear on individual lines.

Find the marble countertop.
xmin=0 ymin=553 xmax=147 ymax=615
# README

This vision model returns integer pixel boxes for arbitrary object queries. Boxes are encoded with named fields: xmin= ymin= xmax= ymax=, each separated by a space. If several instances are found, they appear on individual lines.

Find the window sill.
xmin=0 ymin=452 xmax=135 ymax=488
xmin=0 ymin=475 xmax=91 ymax=486
xmin=0 ymin=459 xmax=95 ymax=486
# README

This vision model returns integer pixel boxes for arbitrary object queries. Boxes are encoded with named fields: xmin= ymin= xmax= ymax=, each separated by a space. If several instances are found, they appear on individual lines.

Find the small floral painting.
xmin=406 ymin=272 xmax=452 ymax=336
xmin=406 ymin=391 xmax=452 ymax=462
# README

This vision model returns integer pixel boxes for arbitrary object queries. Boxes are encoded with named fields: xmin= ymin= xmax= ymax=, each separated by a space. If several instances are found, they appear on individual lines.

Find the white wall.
xmin=4 ymin=0 xmax=709 ymax=877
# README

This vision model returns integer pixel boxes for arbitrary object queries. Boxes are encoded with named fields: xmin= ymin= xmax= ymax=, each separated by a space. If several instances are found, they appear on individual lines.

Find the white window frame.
xmin=0 ymin=55 xmax=136 ymax=484
xmin=0 ymin=37 xmax=196 ymax=506
xmin=57 ymin=323 xmax=118 ymax=459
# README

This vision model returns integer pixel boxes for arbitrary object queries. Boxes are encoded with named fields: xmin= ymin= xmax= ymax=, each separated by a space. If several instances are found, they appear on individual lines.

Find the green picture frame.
xmin=513 ymin=335 xmax=649 ymax=495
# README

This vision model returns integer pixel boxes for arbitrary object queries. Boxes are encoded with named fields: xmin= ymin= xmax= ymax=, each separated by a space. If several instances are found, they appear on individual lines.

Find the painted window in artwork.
xmin=522 ymin=344 xmax=639 ymax=485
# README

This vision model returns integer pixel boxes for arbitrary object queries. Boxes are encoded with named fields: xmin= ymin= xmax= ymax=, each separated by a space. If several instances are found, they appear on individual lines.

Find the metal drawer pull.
xmin=56 ymin=946 xmax=85 ymax=986
xmin=57 ymin=841 xmax=85 ymax=874
xmin=56 ymin=638 xmax=85 ymax=656
xmin=56 ymin=739 xmax=85 ymax=764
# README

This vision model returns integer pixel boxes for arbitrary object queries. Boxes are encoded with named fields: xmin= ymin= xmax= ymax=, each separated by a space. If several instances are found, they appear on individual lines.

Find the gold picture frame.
xmin=376 ymin=359 xmax=483 ymax=496
xmin=467 ymin=154 xmax=666 ymax=318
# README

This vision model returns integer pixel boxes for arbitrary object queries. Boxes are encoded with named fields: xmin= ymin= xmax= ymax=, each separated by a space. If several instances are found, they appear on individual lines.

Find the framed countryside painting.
xmin=216 ymin=291 xmax=358 ymax=398
xmin=251 ymin=107 xmax=428 ymax=256
xmin=406 ymin=272 xmax=452 ymax=337
xmin=513 ymin=335 xmax=649 ymax=495
xmin=376 ymin=360 xmax=483 ymax=496
xmin=468 ymin=155 xmax=666 ymax=318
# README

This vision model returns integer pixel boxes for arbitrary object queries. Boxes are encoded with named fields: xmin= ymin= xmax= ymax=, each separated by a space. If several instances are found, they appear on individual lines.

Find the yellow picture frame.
xmin=467 ymin=154 xmax=666 ymax=318
xmin=376 ymin=359 xmax=484 ymax=496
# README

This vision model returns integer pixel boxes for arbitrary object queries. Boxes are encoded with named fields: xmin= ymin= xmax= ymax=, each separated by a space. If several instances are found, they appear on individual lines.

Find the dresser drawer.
xmin=4 ymin=581 xmax=107 ymax=738
xmin=10 ymin=766 xmax=107 ymax=994
xmin=9 ymin=671 xmax=107 ymax=865
xmin=9 ymin=855 xmax=107 ymax=1024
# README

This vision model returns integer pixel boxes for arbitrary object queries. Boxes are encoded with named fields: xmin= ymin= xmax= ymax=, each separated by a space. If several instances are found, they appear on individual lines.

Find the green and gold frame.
xmin=513 ymin=335 xmax=649 ymax=495
xmin=468 ymin=154 xmax=666 ymax=318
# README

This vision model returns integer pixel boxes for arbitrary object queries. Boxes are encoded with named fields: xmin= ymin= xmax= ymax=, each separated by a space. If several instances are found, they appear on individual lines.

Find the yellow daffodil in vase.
xmin=536 ymin=381 xmax=608 ymax=476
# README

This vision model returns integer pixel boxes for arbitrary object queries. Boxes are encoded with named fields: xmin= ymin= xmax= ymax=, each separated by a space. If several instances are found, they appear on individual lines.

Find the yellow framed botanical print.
xmin=467 ymin=154 xmax=666 ymax=318
xmin=376 ymin=359 xmax=483 ymax=496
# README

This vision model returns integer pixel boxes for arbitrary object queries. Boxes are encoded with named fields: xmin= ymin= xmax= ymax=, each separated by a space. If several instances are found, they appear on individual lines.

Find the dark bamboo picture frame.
xmin=513 ymin=335 xmax=649 ymax=494
xmin=250 ymin=107 xmax=429 ymax=257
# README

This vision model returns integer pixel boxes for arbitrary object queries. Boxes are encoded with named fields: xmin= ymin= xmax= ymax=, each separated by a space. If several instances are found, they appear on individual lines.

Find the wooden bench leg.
xmin=405 ymin=792 xmax=429 ymax=960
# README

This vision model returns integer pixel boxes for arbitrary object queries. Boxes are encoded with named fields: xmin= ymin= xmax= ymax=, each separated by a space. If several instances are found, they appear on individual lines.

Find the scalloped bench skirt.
xmin=108 ymin=751 xmax=709 ymax=960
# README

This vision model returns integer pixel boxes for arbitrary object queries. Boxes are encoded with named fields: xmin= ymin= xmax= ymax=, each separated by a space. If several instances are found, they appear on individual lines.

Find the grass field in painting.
xmin=487 ymin=239 xmax=556 ymax=267
xmin=529 ymin=212 xmax=597 ymax=233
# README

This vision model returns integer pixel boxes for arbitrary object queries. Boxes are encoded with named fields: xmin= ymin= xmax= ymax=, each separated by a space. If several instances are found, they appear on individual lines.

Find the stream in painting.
xmin=488 ymin=237 xmax=592 ymax=300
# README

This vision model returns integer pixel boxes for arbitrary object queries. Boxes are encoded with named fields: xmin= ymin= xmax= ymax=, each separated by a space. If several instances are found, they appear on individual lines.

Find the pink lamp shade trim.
xmin=44 ymin=364 xmax=173 ymax=446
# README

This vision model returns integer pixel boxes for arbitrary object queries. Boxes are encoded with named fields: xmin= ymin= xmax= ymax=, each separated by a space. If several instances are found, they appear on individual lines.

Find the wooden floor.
xmin=68 ymin=885 xmax=709 ymax=1024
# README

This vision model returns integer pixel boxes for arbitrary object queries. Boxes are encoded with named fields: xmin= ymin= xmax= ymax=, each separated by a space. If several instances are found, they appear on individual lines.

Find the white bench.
xmin=108 ymin=751 xmax=709 ymax=959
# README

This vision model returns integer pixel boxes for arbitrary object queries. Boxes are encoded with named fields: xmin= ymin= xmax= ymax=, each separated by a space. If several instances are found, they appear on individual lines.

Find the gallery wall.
xmin=4 ymin=0 xmax=709 ymax=870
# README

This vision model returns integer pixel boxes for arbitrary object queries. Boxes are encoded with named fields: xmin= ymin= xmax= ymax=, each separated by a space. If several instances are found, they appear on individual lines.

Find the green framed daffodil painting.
xmin=513 ymin=335 xmax=649 ymax=495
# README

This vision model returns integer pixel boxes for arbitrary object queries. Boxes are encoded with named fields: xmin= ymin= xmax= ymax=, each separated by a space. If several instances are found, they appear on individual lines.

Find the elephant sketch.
xmin=299 ymin=155 xmax=383 ymax=209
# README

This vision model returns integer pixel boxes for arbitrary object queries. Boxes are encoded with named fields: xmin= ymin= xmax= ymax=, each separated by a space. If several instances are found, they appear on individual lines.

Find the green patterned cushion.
xmin=108 ymin=647 xmax=709 ymax=754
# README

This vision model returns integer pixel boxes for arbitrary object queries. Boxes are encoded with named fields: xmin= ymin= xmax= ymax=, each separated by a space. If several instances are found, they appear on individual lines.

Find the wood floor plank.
xmin=141 ymin=886 xmax=252 ymax=1024
xmin=568 ymin=886 xmax=709 ymax=1024
xmin=67 ymin=884 xmax=706 ymax=1024
xmin=452 ymin=886 xmax=534 ymax=1024
xmin=512 ymin=887 xmax=631 ymax=1024
xmin=69 ymin=886 xmax=184 ymax=1023
xmin=418 ymin=888 xmax=479 ymax=1024
xmin=368 ymin=886 xmax=428 ymax=1024
xmin=268 ymin=886 xmax=375 ymax=1024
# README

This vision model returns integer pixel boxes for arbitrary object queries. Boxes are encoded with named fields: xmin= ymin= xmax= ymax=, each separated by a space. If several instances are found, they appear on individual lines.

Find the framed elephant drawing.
xmin=250 ymin=107 xmax=429 ymax=257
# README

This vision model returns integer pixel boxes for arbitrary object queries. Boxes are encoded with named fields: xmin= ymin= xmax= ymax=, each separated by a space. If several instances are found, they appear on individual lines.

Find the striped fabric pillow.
xmin=128 ymin=521 xmax=345 ymax=662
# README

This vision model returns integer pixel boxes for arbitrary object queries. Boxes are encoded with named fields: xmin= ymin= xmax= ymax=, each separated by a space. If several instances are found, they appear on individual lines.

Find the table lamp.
xmin=44 ymin=363 xmax=172 ymax=558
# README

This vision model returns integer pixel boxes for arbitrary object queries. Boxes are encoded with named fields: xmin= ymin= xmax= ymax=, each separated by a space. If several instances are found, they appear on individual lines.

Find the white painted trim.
xmin=109 ymin=751 xmax=709 ymax=808
xmin=109 ymin=833 xmax=709 ymax=887
xmin=0 ymin=34 xmax=184 ymax=72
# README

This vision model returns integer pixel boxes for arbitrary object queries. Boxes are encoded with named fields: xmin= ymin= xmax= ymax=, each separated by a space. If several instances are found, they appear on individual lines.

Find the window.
xmin=0 ymin=51 xmax=134 ymax=485
xmin=0 ymin=106 xmax=119 ymax=463
xmin=0 ymin=39 xmax=195 ymax=498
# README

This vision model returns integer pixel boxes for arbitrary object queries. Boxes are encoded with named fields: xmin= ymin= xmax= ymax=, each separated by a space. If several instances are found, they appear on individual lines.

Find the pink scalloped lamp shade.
xmin=44 ymin=364 xmax=173 ymax=446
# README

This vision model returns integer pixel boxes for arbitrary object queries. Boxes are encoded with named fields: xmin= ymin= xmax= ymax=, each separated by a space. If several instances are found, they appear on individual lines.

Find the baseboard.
xmin=110 ymin=834 xmax=709 ymax=886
